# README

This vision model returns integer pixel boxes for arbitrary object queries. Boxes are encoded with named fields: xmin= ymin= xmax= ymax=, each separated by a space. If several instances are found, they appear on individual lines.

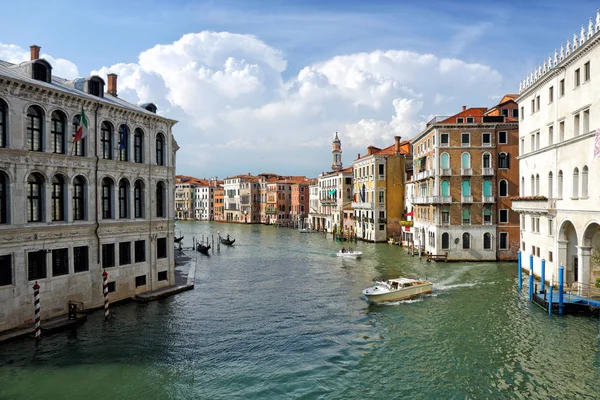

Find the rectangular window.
xmin=378 ymin=164 xmax=384 ymax=176
xmin=548 ymin=125 xmax=554 ymax=145
xmin=584 ymin=61 xmax=590 ymax=81
xmin=0 ymin=254 xmax=12 ymax=286
xmin=483 ymin=208 xmax=492 ymax=224
xmin=521 ymin=138 xmax=525 ymax=154
xmin=549 ymin=86 xmax=554 ymax=103
xmin=135 ymin=275 xmax=147 ymax=288
xmin=119 ymin=242 xmax=131 ymax=266
xmin=574 ymin=113 xmax=580 ymax=136
xmin=482 ymin=132 xmax=491 ymax=146
xmin=549 ymin=251 xmax=553 ymax=263
xmin=531 ymin=99 xmax=535 ymax=114
xmin=512 ymin=108 xmax=519 ymax=118
xmin=520 ymin=106 xmax=524 ymax=120
xmin=441 ymin=133 xmax=449 ymax=146
xmin=461 ymin=133 xmax=470 ymax=146
xmin=536 ymin=95 xmax=540 ymax=111
xmin=157 ymin=237 xmax=167 ymax=259
xmin=583 ymin=109 xmax=590 ymax=134
xmin=378 ymin=191 xmax=384 ymax=205
xmin=559 ymin=79 xmax=565 ymax=96
xmin=51 ymin=248 xmax=69 ymax=277
xmin=499 ymin=209 xmax=508 ymax=223
xmin=107 ymin=281 xmax=116 ymax=293
xmin=73 ymin=246 xmax=89 ymax=273
xmin=575 ymin=68 xmax=580 ymax=87
xmin=548 ymin=219 xmax=553 ymax=236
xmin=102 ymin=243 xmax=115 ymax=268
xmin=379 ymin=224 xmax=385 ymax=231
xmin=456 ymin=117 xmax=464 ymax=123
xmin=559 ymin=121 xmax=565 ymax=141
xmin=466 ymin=117 xmax=474 ymax=123
xmin=499 ymin=232 xmax=508 ymax=250
xmin=135 ymin=240 xmax=146 ymax=263
xmin=501 ymin=108 xmax=509 ymax=117
xmin=498 ymin=131 xmax=507 ymax=144
xmin=158 ymin=271 xmax=168 ymax=281
xmin=28 ymin=250 xmax=46 ymax=281
xmin=462 ymin=209 xmax=471 ymax=225
xmin=442 ymin=210 xmax=449 ymax=224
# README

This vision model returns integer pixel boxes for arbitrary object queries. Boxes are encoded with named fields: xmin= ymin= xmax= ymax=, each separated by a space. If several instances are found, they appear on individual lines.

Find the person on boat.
xmin=226 ymin=234 xmax=230 ymax=240
xmin=341 ymin=247 xmax=345 ymax=253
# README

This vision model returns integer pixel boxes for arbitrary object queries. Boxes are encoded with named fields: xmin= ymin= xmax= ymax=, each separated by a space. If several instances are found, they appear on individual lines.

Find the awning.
xmin=404 ymin=211 xmax=414 ymax=217
xmin=412 ymin=156 xmax=425 ymax=166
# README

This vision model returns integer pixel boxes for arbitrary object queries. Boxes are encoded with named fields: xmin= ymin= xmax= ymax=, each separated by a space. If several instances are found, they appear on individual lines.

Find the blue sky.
xmin=1 ymin=0 xmax=598 ymax=178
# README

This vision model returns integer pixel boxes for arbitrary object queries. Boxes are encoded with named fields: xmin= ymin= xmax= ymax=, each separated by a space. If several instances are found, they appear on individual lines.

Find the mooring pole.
xmin=548 ymin=276 xmax=554 ymax=315
xmin=541 ymin=258 xmax=546 ymax=293
xmin=529 ymin=254 xmax=534 ymax=302
xmin=102 ymin=270 xmax=110 ymax=320
xmin=558 ymin=265 xmax=564 ymax=315
xmin=33 ymin=281 xmax=41 ymax=342
xmin=518 ymin=250 xmax=522 ymax=291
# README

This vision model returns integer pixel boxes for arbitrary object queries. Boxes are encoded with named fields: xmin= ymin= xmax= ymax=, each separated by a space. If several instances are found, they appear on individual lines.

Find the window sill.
xmin=580 ymin=196 xmax=589 ymax=200
xmin=570 ymin=197 xmax=579 ymax=200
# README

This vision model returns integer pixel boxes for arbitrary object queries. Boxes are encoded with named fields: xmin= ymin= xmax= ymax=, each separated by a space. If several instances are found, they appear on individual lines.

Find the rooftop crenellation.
xmin=519 ymin=9 xmax=600 ymax=93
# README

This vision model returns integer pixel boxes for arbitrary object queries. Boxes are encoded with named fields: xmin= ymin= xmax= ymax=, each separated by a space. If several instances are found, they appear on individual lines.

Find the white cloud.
xmin=0 ymin=44 xmax=79 ymax=80
xmin=1 ymin=35 xmax=506 ymax=178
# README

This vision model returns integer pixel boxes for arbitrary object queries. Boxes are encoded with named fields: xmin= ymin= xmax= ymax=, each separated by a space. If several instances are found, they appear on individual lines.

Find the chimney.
xmin=462 ymin=105 xmax=466 ymax=111
xmin=357 ymin=153 xmax=361 ymax=160
xmin=367 ymin=146 xmax=376 ymax=156
xmin=394 ymin=136 xmax=402 ymax=154
xmin=107 ymin=73 xmax=118 ymax=97
xmin=30 ymin=45 xmax=40 ymax=61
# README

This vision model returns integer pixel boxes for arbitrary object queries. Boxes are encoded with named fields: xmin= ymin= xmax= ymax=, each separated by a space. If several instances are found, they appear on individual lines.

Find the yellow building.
xmin=351 ymin=137 xmax=411 ymax=242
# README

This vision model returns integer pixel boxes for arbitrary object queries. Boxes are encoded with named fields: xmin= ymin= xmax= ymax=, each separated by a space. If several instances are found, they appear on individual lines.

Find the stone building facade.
xmin=0 ymin=46 xmax=177 ymax=332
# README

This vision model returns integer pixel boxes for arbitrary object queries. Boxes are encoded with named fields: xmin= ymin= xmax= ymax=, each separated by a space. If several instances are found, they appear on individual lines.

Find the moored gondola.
xmin=174 ymin=235 xmax=184 ymax=243
xmin=220 ymin=235 xmax=236 ymax=245
xmin=196 ymin=243 xmax=211 ymax=255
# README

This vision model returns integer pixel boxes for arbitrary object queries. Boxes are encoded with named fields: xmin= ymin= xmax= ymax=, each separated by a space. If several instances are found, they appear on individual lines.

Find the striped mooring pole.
xmin=102 ymin=270 xmax=110 ymax=320
xmin=33 ymin=281 xmax=41 ymax=342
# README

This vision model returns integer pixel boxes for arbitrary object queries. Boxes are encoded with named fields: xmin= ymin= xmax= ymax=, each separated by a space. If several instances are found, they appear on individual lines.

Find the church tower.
xmin=331 ymin=131 xmax=342 ymax=171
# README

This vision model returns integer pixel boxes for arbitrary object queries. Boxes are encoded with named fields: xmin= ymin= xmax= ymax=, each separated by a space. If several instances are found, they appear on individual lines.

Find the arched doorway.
xmin=582 ymin=222 xmax=600 ymax=287
xmin=558 ymin=220 xmax=578 ymax=287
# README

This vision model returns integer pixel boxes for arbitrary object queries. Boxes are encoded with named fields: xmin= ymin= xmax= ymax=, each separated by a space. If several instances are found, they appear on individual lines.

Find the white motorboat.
xmin=362 ymin=277 xmax=433 ymax=302
xmin=336 ymin=249 xmax=362 ymax=258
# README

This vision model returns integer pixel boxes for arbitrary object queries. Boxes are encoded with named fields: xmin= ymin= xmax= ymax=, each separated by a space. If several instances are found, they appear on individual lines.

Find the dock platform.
xmin=532 ymin=289 xmax=600 ymax=315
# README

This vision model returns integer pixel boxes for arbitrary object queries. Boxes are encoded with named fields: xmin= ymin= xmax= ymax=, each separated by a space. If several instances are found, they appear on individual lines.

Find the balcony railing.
xmin=510 ymin=197 xmax=556 ymax=214
xmin=440 ymin=168 xmax=452 ymax=176
xmin=320 ymin=197 xmax=337 ymax=205
xmin=265 ymin=208 xmax=277 ymax=214
xmin=461 ymin=168 xmax=473 ymax=176
xmin=482 ymin=195 xmax=495 ymax=203
xmin=412 ymin=196 xmax=428 ymax=204
xmin=482 ymin=168 xmax=494 ymax=176
xmin=483 ymin=220 xmax=493 ymax=225
xmin=461 ymin=195 xmax=473 ymax=203
xmin=426 ymin=115 xmax=451 ymax=126
xmin=433 ymin=196 xmax=452 ymax=204
xmin=352 ymin=201 xmax=374 ymax=209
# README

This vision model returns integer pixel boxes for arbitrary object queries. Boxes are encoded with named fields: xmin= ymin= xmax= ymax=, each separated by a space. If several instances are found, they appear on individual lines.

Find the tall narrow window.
xmin=134 ymin=180 xmax=144 ymax=218
xmin=483 ymin=233 xmax=492 ymax=250
xmin=583 ymin=109 xmax=590 ymax=134
xmin=51 ymin=111 xmax=65 ymax=154
xmin=548 ymin=172 xmax=553 ymax=199
xmin=530 ymin=175 xmax=535 ymax=196
xmin=134 ymin=128 xmax=144 ymax=163
xmin=462 ymin=208 xmax=471 ymax=224
xmin=0 ymin=98 xmax=8 ymax=148
xmin=0 ymin=172 xmax=7 ymax=223
xmin=462 ymin=232 xmax=470 ymax=249
xmin=483 ymin=208 xmax=492 ymax=224
xmin=573 ymin=168 xmax=579 ymax=198
xmin=26 ymin=106 xmax=43 ymax=152
xmin=558 ymin=170 xmax=563 ymax=199
xmin=521 ymin=177 xmax=525 ymax=196
xmin=535 ymin=174 xmax=540 ymax=196
xmin=101 ymin=122 xmax=113 ymax=160
xmin=27 ymin=173 xmax=43 ymax=222
xmin=102 ymin=178 xmax=113 ymax=219
xmin=156 ymin=181 xmax=165 ymax=217
xmin=499 ymin=180 xmax=508 ymax=197
xmin=118 ymin=179 xmax=129 ymax=219
xmin=548 ymin=125 xmax=554 ymax=145
xmin=482 ymin=153 xmax=491 ymax=168
xmin=461 ymin=153 xmax=471 ymax=168
xmin=581 ymin=166 xmax=588 ymax=198
xmin=574 ymin=114 xmax=580 ymax=137
xmin=483 ymin=180 xmax=492 ymax=197
xmin=51 ymin=175 xmax=65 ymax=221
xmin=441 ymin=233 xmax=450 ymax=249
xmin=441 ymin=153 xmax=450 ymax=169
xmin=118 ymin=124 xmax=129 ymax=161
xmin=441 ymin=180 xmax=450 ymax=197
xmin=72 ymin=115 xmax=85 ymax=156
xmin=156 ymin=133 xmax=165 ymax=166
xmin=462 ymin=180 xmax=471 ymax=196
xmin=498 ymin=153 xmax=509 ymax=169
xmin=559 ymin=121 xmax=565 ymax=142
xmin=73 ymin=176 xmax=85 ymax=220
xmin=584 ymin=61 xmax=591 ymax=81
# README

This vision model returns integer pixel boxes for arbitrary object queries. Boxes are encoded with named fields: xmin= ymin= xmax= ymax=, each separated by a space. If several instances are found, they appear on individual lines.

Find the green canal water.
xmin=1 ymin=222 xmax=600 ymax=399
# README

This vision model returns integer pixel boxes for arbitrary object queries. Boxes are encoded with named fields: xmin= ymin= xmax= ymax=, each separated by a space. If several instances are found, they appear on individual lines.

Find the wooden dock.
xmin=426 ymin=253 xmax=448 ymax=262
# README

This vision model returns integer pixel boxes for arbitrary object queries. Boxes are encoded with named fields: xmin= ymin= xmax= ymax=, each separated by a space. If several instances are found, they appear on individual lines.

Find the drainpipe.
xmin=148 ymin=121 xmax=154 ymax=291
xmin=94 ymin=103 xmax=102 ymax=263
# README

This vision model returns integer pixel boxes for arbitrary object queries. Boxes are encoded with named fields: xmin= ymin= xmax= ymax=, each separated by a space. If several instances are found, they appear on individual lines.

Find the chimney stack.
xmin=357 ymin=153 xmax=361 ymax=159
xmin=107 ymin=73 xmax=118 ymax=97
xmin=394 ymin=136 xmax=402 ymax=154
xmin=367 ymin=146 xmax=376 ymax=156
xmin=30 ymin=45 xmax=40 ymax=61
xmin=462 ymin=105 xmax=467 ymax=111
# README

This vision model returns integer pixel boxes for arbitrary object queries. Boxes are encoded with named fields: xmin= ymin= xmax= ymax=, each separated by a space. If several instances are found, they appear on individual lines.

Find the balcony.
xmin=461 ymin=168 xmax=473 ymax=176
xmin=352 ymin=201 xmax=374 ymax=209
xmin=431 ymin=196 xmax=452 ymax=204
xmin=265 ymin=208 xmax=277 ymax=214
xmin=225 ymin=205 xmax=239 ymax=211
xmin=320 ymin=197 xmax=337 ymax=205
xmin=483 ymin=220 xmax=493 ymax=225
xmin=426 ymin=115 xmax=451 ymax=127
xmin=482 ymin=195 xmax=495 ymax=203
xmin=412 ymin=196 xmax=428 ymax=205
xmin=461 ymin=195 xmax=473 ymax=203
xmin=510 ymin=197 xmax=556 ymax=215
xmin=482 ymin=168 xmax=494 ymax=176
xmin=440 ymin=168 xmax=452 ymax=176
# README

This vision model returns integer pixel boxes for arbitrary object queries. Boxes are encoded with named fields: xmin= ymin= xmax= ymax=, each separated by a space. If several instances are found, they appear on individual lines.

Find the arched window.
xmin=521 ymin=177 xmax=525 ymax=196
xmin=156 ymin=181 xmax=165 ymax=217
xmin=558 ymin=170 xmax=563 ymax=199
xmin=535 ymin=174 xmax=540 ymax=196
xmin=101 ymin=178 xmax=114 ymax=219
xmin=27 ymin=173 xmax=44 ymax=222
xmin=118 ymin=179 xmax=129 ymax=219
xmin=462 ymin=232 xmax=470 ymax=249
xmin=530 ymin=175 xmax=535 ymax=196
xmin=156 ymin=133 xmax=165 ymax=166
xmin=51 ymin=111 xmax=66 ymax=154
xmin=118 ymin=125 xmax=129 ymax=162
xmin=101 ymin=122 xmax=113 ymax=160
xmin=482 ymin=153 xmax=491 ymax=168
xmin=51 ymin=175 xmax=65 ymax=221
xmin=0 ymin=171 xmax=8 ymax=223
xmin=582 ymin=166 xmax=588 ymax=198
xmin=498 ymin=153 xmax=509 ymax=168
xmin=573 ymin=167 xmax=579 ymax=198
xmin=499 ymin=180 xmax=508 ymax=197
xmin=461 ymin=180 xmax=471 ymax=196
xmin=134 ymin=180 xmax=144 ymax=218
xmin=0 ymin=98 xmax=7 ymax=148
xmin=461 ymin=153 xmax=471 ymax=168
xmin=441 ymin=153 xmax=450 ymax=169
xmin=548 ymin=172 xmax=553 ymax=198
xmin=73 ymin=176 xmax=86 ymax=221
xmin=72 ymin=115 xmax=85 ymax=157
xmin=462 ymin=208 xmax=471 ymax=224
xmin=441 ymin=180 xmax=450 ymax=197
xmin=441 ymin=232 xmax=450 ymax=249
xmin=483 ymin=233 xmax=492 ymax=250
xmin=26 ymin=106 xmax=44 ymax=152
xmin=134 ymin=128 xmax=144 ymax=163
xmin=483 ymin=179 xmax=492 ymax=197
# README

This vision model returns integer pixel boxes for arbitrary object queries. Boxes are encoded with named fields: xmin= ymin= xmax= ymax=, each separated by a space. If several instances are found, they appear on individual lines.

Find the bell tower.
xmin=331 ymin=131 xmax=342 ymax=171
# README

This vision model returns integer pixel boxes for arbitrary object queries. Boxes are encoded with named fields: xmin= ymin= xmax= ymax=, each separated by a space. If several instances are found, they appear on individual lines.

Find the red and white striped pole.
xmin=102 ymin=270 xmax=110 ymax=320
xmin=33 ymin=281 xmax=41 ymax=342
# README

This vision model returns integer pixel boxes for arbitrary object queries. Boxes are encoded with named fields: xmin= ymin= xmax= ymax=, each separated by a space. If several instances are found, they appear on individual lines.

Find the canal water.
xmin=1 ymin=222 xmax=599 ymax=399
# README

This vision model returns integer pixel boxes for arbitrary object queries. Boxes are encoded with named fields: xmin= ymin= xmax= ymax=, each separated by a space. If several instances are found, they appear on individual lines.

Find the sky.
xmin=1 ymin=0 xmax=598 ymax=179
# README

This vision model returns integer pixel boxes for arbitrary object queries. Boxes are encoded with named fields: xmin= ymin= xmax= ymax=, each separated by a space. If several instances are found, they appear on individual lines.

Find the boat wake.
xmin=433 ymin=282 xmax=478 ymax=291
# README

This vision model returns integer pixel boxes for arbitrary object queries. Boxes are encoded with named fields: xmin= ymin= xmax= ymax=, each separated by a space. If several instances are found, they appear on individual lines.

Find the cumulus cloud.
xmin=1 ymin=34 xmax=505 ymax=177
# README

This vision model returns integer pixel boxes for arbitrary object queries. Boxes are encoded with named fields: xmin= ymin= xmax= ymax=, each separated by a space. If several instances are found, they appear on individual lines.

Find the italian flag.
xmin=74 ymin=106 xmax=88 ymax=142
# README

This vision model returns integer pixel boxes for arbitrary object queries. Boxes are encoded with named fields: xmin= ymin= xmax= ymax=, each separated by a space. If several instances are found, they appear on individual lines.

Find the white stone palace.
xmin=0 ymin=45 xmax=178 ymax=332
xmin=514 ymin=11 xmax=600 ymax=290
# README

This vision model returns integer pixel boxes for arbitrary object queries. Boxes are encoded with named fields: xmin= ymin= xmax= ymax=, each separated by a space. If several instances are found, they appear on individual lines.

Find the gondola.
xmin=220 ymin=236 xmax=236 ymax=245
xmin=196 ymin=243 xmax=211 ymax=255
xmin=174 ymin=235 xmax=184 ymax=243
